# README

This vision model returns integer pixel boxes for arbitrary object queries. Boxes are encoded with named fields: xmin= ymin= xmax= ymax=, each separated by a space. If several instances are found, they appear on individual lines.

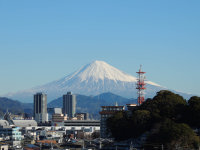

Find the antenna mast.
xmin=136 ymin=65 xmax=146 ymax=105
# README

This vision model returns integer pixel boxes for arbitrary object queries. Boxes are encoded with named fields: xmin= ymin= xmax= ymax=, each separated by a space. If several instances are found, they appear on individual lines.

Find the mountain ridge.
xmin=0 ymin=97 xmax=33 ymax=117
xmin=48 ymin=92 xmax=137 ymax=119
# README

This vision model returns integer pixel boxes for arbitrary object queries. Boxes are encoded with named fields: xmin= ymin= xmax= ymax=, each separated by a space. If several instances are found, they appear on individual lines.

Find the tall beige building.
xmin=34 ymin=92 xmax=48 ymax=123
xmin=63 ymin=92 xmax=76 ymax=118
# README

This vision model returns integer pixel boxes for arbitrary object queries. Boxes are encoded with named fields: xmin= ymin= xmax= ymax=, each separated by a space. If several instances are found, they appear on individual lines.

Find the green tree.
xmin=107 ymin=110 xmax=152 ymax=140
xmin=145 ymin=119 xmax=199 ymax=149
xmin=140 ymin=90 xmax=187 ymax=121
xmin=187 ymin=96 xmax=200 ymax=128
xmin=130 ymin=110 xmax=152 ymax=138
xmin=91 ymin=131 xmax=100 ymax=139
xmin=106 ymin=90 xmax=200 ymax=148
xmin=106 ymin=111 xmax=129 ymax=140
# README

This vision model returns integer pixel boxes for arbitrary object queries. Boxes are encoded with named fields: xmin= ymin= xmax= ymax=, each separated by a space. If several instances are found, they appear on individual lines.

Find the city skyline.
xmin=0 ymin=1 xmax=200 ymax=96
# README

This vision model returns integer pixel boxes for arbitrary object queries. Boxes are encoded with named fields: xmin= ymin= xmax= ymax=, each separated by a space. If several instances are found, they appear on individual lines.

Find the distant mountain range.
xmin=4 ymin=60 xmax=192 ymax=103
xmin=0 ymin=97 xmax=33 ymax=117
xmin=0 ymin=92 xmax=136 ymax=119
xmin=1 ymin=90 xmax=195 ymax=119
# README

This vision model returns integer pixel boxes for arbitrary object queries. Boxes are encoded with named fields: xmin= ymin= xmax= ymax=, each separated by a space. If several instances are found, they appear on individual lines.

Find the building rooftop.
xmin=54 ymin=108 xmax=62 ymax=114
xmin=37 ymin=140 xmax=57 ymax=144
xmin=101 ymin=106 xmax=125 ymax=108
xmin=13 ymin=120 xmax=37 ymax=127
xmin=0 ymin=120 xmax=37 ymax=127
xmin=0 ymin=120 xmax=9 ymax=127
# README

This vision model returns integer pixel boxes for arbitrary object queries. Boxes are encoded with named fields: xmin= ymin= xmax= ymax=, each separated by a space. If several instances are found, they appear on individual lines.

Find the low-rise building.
xmin=0 ymin=110 xmax=37 ymax=128
xmin=52 ymin=114 xmax=67 ymax=123
xmin=126 ymin=104 xmax=137 ymax=116
xmin=126 ymin=103 xmax=137 ymax=111
xmin=0 ymin=126 xmax=22 ymax=141
xmin=99 ymin=105 xmax=125 ymax=138
xmin=75 ymin=113 xmax=89 ymax=120
xmin=0 ymin=142 xmax=8 ymax=150
xmin=64 ymin=120 xmax=100 ymax=127
xmin=47 ymin=108 xmax=62 ymax=121
xmin=76 ymin=114 xmax=84 ymax=120
xmin=12 ymin=114 xmax=24 ymax=120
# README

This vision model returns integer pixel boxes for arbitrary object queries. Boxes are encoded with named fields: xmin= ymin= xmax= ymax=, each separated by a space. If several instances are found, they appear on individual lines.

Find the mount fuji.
xmin=5 ymin=61 xmax=190 ymax=103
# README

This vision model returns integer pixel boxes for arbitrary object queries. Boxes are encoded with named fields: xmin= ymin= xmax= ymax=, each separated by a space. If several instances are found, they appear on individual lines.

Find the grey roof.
xmin=54 ymin=108 xmax=62 ymax=114
xmin=13 ymin=120 xmax=37 ymax=127
xmin=0 ymin=120 xmax=9 ymax=127
xmin=0 ymin=120 xmax=37 ymax=127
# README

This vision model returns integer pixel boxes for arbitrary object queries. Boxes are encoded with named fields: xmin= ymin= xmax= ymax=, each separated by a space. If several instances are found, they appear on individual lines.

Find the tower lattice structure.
xmin=136 ymin=65 xmax=146 ymax=105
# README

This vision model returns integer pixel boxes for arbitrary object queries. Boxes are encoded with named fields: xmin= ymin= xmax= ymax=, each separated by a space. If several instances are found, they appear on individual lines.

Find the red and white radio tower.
xmin=136 ymin=65 xmax=146 ymax=106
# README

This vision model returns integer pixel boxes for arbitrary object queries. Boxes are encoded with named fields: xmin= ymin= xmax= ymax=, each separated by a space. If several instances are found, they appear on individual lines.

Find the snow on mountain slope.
xmin=5 ymin=61 xmax=168 ymax=102
xmin=75 ymin=61 xmax=137 ymax=82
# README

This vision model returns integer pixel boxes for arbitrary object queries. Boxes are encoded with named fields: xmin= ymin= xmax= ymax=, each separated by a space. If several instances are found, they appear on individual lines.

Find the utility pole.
xmin=39 ymin=143 xmax=42 ymax=150
xmin=99 ymin=141 xmax=102 ymax=149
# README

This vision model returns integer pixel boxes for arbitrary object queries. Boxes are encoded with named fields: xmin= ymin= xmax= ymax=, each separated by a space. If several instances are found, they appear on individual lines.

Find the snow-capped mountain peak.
xmin=66 ymin=60 xmax=137 ymax=83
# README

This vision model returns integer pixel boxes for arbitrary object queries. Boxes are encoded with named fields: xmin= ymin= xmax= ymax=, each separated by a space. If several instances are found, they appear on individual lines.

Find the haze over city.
xmin=0 ymin=0 xmax=200 ymax=97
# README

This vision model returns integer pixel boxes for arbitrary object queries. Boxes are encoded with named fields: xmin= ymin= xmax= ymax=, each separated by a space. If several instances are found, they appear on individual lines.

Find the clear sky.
xmin=0 ymin=0 xmax=200 ymax=96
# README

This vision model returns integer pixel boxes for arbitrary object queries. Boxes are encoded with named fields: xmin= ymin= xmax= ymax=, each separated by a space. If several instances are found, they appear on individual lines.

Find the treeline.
xmin=107 ymin=90 xmax=200 ymax=149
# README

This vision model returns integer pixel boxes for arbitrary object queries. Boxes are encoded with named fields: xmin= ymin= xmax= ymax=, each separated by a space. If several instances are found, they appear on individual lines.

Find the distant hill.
xmin=48 ymin=92 xmax=137 ymax=119
xmin=0 ymin=92 xmax=136 ymax=119
xmin=0 ymin=97 xmax=33 ymax=117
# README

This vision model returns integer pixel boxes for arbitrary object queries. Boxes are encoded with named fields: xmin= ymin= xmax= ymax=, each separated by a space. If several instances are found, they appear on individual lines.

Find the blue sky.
xmin=0 ymin=0 xmax=200 ymax=96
